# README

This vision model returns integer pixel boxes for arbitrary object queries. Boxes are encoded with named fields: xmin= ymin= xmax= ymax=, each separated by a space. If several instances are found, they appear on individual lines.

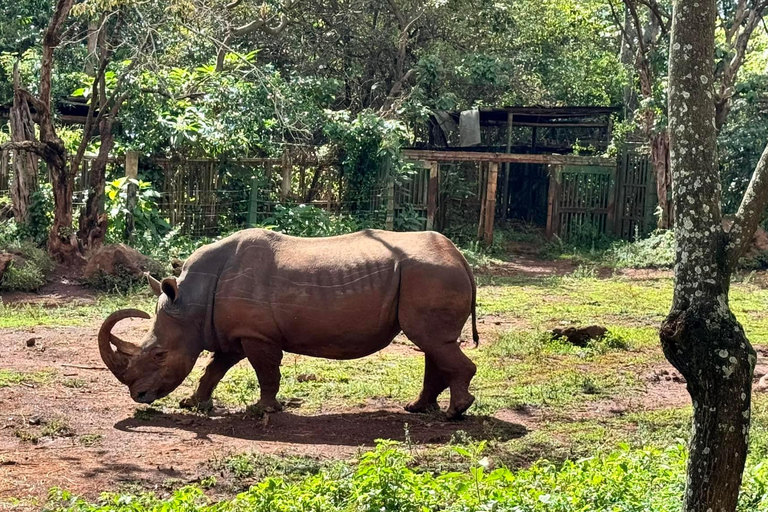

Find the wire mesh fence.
xmin=0 ymin=148 xmax=432 ymax=236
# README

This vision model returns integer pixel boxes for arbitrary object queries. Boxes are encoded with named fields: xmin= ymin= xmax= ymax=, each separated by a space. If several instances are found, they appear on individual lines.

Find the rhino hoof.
xmin=246 ymin=400 xmax=283 ymax=417
xmin=179 ymin=397 xmax=213 ymax=412
xmin=404 ymin=401 xmax=440 ymax=414
xmin=445 ymin=394 xmax=475 ymax=421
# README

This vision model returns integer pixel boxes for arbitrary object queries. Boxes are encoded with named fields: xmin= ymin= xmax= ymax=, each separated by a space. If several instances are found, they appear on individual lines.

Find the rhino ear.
xmin=161 ymin=277 xmax=179 ymax=303
xmin=146 ymin=273 xmax=162 ymax=296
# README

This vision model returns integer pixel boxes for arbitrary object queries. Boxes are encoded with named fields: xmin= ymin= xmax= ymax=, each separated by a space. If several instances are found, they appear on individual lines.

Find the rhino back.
xmin=209 ymin=229 xmax=468 ymax=359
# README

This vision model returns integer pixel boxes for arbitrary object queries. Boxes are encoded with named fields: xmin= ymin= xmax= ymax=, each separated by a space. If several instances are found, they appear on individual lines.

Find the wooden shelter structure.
xmin=405 ymin=106 xmax=656 ymax=243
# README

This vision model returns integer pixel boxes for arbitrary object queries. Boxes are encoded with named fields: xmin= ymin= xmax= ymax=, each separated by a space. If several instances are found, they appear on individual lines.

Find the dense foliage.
xmin=42 ymin=442 xmax=768 ymax=512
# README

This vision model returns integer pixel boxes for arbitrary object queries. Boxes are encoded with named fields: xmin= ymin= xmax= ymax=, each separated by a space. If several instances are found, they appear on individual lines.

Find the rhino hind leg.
xmin=243 ymin=340 xmax=284 ymax=413
xmin=404 ymin=334 xmax=476 ymax=420
xmin=180 ymin=352 xmax=245 ymax=410
xmin=405 ymin=356 xmax=448 ymax=414
xmin=424 ymin=343 xmax=476 ymax=420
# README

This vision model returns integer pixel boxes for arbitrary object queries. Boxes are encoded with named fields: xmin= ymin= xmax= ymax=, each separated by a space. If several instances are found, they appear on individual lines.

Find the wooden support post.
xmin=502 ymin=112 xmax=513 ymax=221
xmin=477 ymin=162 xmax=487 ymax=240
xmin=281 ymin=151 xmax=292 ymax=201
xmin=426 ymin=161 xmax=439 ymax=231
xmin=546 ymin=165 xmax=559 ymax=238
xmin=124 ymin=151 xmax=139 ymax=241
xmin=385 ymin=175 xmax=395 ymax=230
xmin=483 ymin=162 xmax=499 ymax=245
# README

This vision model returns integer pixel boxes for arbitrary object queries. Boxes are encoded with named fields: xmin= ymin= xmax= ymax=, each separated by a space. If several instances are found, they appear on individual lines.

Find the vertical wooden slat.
xmin=546 ymin=165 xmax=558 ymax=238
xmin=385 ymin=175 xmax=395 ymax=231
xmin=483 ymin=162 xmax=499 ymax=244
xmin=426 ymin=161 xmax=439 ymax=231
xmin=477 ymin=162 xmax=487 ymax=240
xmin=281 ymin=151 xmax=292 ymax=201
xmin=502 ymin=112 xmax=513 ymax=221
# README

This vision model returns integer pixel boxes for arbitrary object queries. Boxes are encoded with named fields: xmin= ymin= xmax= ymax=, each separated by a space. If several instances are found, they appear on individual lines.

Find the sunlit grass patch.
xmin=0 ymin=293 xmax=156 ymax=329
xmin=0 ymin=369 xmax=54 ymax=388
xmin=208 ymin=452 xmax=331 ymax=490
xmin=212 ymin=353 xmax=424 ymax=411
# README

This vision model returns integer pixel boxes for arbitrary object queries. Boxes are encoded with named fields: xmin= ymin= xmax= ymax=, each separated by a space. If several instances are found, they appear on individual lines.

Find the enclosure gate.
xmin=615 ymin=147 xmax=655 ymax=240
xmin=546 ymin=164 xmax=616 ymax=241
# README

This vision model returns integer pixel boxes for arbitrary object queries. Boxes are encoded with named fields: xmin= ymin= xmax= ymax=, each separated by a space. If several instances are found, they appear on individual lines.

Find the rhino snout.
xmin=132 ymin=389 xmax=157 ymax=404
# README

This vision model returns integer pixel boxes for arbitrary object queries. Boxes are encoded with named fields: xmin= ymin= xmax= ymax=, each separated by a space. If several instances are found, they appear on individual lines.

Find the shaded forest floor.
xmin=3 ymin=256 xmax=768 ymax=510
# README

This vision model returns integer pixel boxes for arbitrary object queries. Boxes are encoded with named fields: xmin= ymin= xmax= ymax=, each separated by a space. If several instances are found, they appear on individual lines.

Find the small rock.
xmin=25 ymin=338 xmax=37 ymax=347
xmin=28 ymin=416 xmax=42 ymax=426
xmin=757 ymin=374 xmax=768 ymax=391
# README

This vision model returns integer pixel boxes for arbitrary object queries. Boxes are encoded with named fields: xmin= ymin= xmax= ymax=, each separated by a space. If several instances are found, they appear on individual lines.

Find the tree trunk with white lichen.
xmin=661 ymin=0 xmax=768 ymax=510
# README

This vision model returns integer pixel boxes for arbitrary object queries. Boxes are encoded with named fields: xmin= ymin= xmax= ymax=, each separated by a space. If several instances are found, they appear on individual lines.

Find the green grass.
xmin=0 ymin=369 xmax=54 ymax=388
xmin=41 ymin=419 xmax=73 ymax=438
xmin=0 ymin=292 xmax=156 ymax=329
xmin=209 ymin=452 xmax=329 ymax=490
xmin=79 ymin=434 xmax=103 ymax=447
xmin=479 ymin=272 xmax=768 ymax=344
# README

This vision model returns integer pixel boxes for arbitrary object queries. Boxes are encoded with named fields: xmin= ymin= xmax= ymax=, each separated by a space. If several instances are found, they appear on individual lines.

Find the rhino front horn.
xmin=98 ymin=309 xmax=150 ymax=382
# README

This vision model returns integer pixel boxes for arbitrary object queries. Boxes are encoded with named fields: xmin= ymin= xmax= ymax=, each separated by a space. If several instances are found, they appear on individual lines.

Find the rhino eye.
xmin=152 ymin=349 xmax=167 ymax=363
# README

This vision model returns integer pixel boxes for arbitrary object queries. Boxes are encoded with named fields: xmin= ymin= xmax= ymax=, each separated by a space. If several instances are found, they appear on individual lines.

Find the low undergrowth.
xmin=0 ymin=241 xmax=55 ymax=291
xmin=605 ymin=230 xmax=676 ymax=269
xmin=43 ymin=441 xmax=768 ymax=511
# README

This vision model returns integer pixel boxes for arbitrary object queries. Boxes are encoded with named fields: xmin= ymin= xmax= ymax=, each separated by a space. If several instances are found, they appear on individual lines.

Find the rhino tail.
xmin=460 ymin=254 xmax=479 ymax=347
xmin=471 ymin=279 xmax=479 ymax=347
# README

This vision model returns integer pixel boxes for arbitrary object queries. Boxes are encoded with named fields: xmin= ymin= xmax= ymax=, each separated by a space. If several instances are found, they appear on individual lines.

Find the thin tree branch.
xmin=1 ymin=141 xmax=52 ymax=158
xmin=636 ymin=0 xmax=671 ymax=34
xmin=231 ymin=0 xmax=298 ymax=36
xmin=608 ymin=0 xmax=637 ymax=55
xmin=728 ymin=141 xmax=768 ymax=270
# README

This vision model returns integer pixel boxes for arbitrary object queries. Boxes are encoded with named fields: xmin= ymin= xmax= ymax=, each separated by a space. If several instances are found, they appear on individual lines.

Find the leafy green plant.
xmin=607 ymin=229 xmax=675 ymax=269
xmin=105 ymin=177 xmax=170 ymax=246
xmin=324 ymin=110 xmax=414 ymax=211
xmin=54 ymin=442 xmax=768 ymax=512
xmin=263 ymin=204 xmax=365 ymax=237
xmin=16 ymin=184 xmax=53 ymax=246
xmin=394 ymin=204 xmax=424 ymax=232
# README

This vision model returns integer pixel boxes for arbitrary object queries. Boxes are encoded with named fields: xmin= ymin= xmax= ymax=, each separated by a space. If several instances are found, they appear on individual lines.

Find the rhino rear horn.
xmin=98 ymin=309 xmax=150 ymax=382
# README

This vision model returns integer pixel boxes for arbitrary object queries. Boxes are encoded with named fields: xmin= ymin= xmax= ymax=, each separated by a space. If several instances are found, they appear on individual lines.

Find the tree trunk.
xmin=42 ymin=0 xmax=79 ymax=262
xmin=77 ymin=117 xmax=114 ymax=253
xmin=662 ymin=0 xmax=755 ymax=509
xmin=8 ymin=65 xmax=38 ymax=225
xmin=619 ymin=4 xmax=639 ymax=117
xmin=48 ymin=156 xmax=80 ymax=263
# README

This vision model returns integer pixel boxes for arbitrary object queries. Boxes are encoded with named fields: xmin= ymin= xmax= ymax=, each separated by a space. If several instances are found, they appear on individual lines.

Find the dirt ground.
xmin=0 ymin=258 xmax=715 ymax=508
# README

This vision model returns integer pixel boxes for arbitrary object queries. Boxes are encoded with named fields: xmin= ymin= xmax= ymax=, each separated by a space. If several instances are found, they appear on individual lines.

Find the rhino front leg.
xmin=180 ymin=352 xmax=244 ymax=410
xmin=243 ymin=340 xmax=284 ymax=413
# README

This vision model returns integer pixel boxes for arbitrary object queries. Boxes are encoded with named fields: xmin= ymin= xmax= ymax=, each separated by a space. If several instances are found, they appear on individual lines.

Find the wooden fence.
xmin=1 ymin=146 xmax=652 ymax=241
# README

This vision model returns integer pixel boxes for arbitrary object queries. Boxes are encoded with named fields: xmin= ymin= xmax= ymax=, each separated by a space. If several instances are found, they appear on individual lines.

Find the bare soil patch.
xmin=1 ymin=270 xmax=96 ymax=307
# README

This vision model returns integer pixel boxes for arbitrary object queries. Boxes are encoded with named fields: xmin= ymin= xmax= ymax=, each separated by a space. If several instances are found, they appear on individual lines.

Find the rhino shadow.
xmin=113 ymin=409 xmax=528 ymax=446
